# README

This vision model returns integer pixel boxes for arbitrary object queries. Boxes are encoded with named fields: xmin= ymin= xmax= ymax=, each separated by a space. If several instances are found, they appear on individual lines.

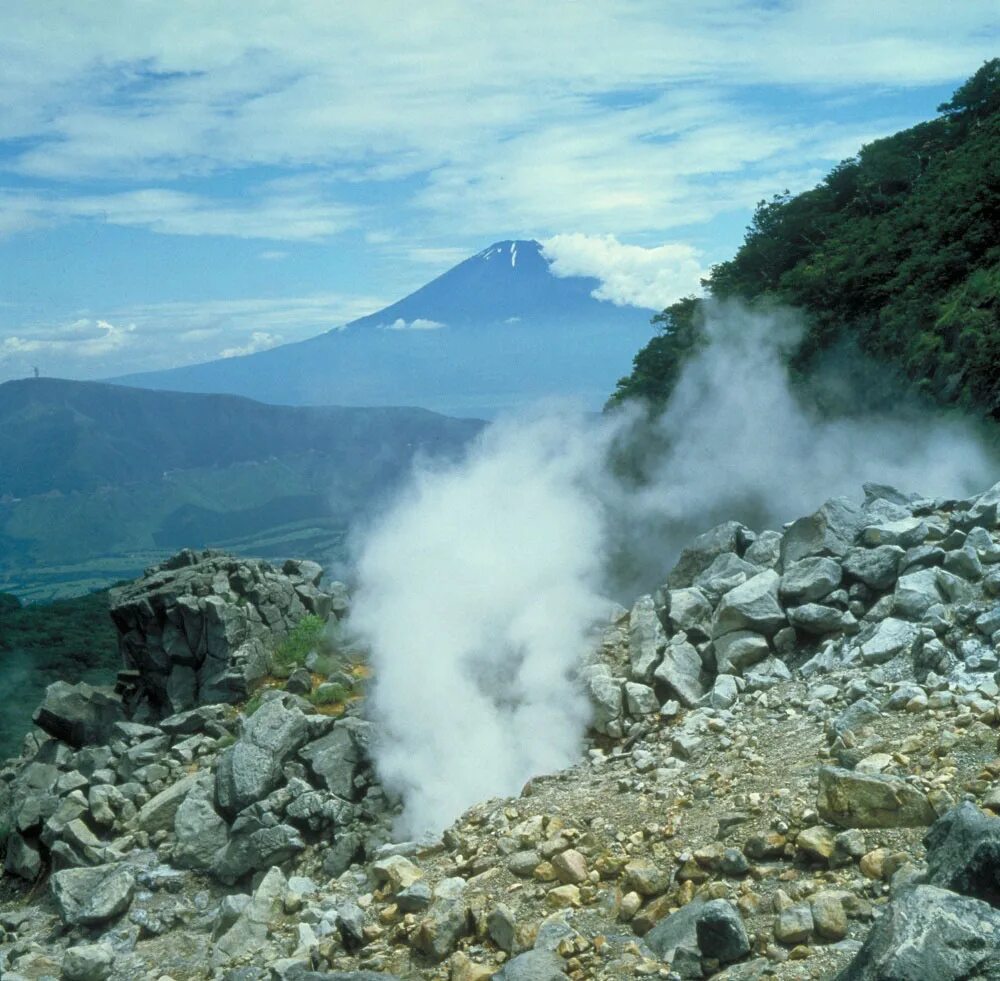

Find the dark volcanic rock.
xmin=32 ymin=681 xmax=125 ymax=748
xmin=923 ymin=801 xmax=1000 ymax=906
xmin=835 ymin=885 xmax=1000 ymax=980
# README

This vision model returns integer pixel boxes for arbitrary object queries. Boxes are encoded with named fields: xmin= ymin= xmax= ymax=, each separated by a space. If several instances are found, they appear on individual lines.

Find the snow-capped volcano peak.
xmin=475 ymin=239 xmax=544 ymax=271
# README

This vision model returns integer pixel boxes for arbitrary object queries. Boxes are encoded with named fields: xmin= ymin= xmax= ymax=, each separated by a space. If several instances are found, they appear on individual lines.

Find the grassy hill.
xmin=0 ymin=379 xmax=483 ymax=600
xmin=611 ymin=60 xmax=1000 ymax=417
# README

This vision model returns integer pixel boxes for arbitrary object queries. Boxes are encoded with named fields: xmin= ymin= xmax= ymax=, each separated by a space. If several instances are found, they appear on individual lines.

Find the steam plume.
xmin=350 ymin=301 xmax=995 ymax=837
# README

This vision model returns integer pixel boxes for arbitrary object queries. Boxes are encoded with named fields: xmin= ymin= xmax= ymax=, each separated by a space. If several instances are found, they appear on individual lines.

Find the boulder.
xmin=787 ymin=603 xmax=848 ymax=635
xmin=212 ymin=866 xmax=287 ymax=965
xmin=32 ymin=682 xmax=125 ymax=748
xmin=842 ymin=546 xmax=904 ymax=591
xmin=713 ymin=630 xmax=770 ymax=676
xmin=299 ymin=720 xmax=367 ymax=800
xmin=173 ymin=777 xmax=230 ymax=871
xmin=893 ymin=569 xmax=945 ymax=620
xmin=50 ymin=863 xmax=135 ymax=926
xmin=668 ymin=522 xmax=746 ymax=588
xmin=62 ymin=944 xmax=115 ymax=981
xmin=834 ymin=885 xmax=1000 ymax=980
xmin=860 ymin=517 xmax=928 ymax=549
xmin=668 ymin=587 xmax=714 ymax=641
xmin=817 ymin=766 xmax=935 ymax=828
xmin=492 ymin=949 xmax=566 ymax=980
xmin=780 ymin=557 xmax=842 ymax=603
xmin=653 ymin=639 xmax=705 ymax=707
xmin=695 ymin=899 xmax=750 ymax=964
xmin=628 ymin=595 xmax=665 ymax=683
xmin=922 ymin=801 xmax=1000 ymax=906
xmin=713 ymin=570 xmax=786 ymax=637
xmin=859 ymin=618 xmax=920 ymax=665
xmin=136 ymin=771 xmax=200 ymax=833
xmin=781 ymin=498 xmax=863 ymax=565
xmin=215 ymin=697 xmax=310 ymax=817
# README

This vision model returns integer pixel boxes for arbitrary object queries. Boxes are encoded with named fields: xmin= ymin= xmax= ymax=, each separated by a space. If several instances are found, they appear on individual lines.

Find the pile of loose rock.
xmin=5 ymin=482 xmax=1000 ymax=980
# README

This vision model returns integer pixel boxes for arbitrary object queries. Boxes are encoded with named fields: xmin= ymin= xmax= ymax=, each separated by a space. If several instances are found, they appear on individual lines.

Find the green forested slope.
xmin=612 ymin=60 xmax=1000 ymax=416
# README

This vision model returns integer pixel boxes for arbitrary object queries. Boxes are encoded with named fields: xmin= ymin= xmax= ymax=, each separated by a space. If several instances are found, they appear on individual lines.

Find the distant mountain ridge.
xmin=111 ymin=240 xmax=654 ymax=417
xmin=0 ymin=378 xmax=482 ymax=600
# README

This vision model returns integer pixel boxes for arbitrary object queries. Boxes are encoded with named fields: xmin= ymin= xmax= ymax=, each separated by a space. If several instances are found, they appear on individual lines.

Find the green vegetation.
xmin=271 ymin=614 xmax=327 ymax=676
xmin=611 ymin=60 xmax=1000 ymax=417
xmin=0 ymin=590 xmax=118 ymax=758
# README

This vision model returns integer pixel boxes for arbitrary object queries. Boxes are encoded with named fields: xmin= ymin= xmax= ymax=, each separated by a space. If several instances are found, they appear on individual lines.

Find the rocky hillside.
xmin=5 ymin=482 xmax=1000 ymax=979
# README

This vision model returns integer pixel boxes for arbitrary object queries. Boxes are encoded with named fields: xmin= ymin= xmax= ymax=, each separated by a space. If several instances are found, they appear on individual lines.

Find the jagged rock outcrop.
xmin=109 ymin=550 xmax=341 ymax=716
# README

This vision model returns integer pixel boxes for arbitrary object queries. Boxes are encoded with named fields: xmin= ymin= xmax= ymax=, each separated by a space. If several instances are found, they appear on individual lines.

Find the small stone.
xmin=796 ymin=825 xmax=837 ymax=862
xmin=551 ymin=848 xmax=588 ymax=885
xmin=62 ymin=944 xmax=115 ymax=981
xmin=810 ymin=892 xmax=848 ymax=941
xmin=774 ymin=905 xmax=813 ymax=945
xmin=546 ymin=884 xmax=580 ymax=908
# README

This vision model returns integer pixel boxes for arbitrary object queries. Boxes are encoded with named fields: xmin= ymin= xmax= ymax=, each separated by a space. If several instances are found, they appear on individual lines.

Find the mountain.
xmin=111 ymin=240 xmax=655 ymax=418
xmin=612 ymin=60 xmax=1000 ymax=416
xmin=0 ymin=378 xmax=482 ymax=600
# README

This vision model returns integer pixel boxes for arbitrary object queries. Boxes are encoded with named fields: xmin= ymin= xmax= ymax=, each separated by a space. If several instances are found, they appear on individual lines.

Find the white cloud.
xmin=0 ymin=291 xmax=388 ymax=383
xmin=0 ymin=2 xmax=994 ymax=246
xmin=543 ymin=233 xmax=707 ymax=310
xmin=219 ymin=330 xmax=282 ymax=358
xmin=380 ymin=317 xmax=446 ymax=331
xmin=0 ymin=318 xmax=136 ymax=360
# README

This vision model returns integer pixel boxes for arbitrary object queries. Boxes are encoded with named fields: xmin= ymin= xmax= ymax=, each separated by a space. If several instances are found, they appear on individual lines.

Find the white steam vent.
xmin=349 ymin=301 xmax=995 ymax=838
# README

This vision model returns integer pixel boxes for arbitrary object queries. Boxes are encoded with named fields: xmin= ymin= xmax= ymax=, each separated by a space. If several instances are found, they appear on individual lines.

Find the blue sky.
xmin=0 ymin=1 xmax=996 ymax=382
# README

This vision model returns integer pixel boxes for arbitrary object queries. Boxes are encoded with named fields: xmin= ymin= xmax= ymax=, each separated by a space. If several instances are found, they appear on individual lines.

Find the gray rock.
xmin=834 ymin=885 xmax=1000 ymax=980
xmin=492 ymin=949 xmax=566 ymax=980
xmin=817 ymin=766 xmax=935 ymax=829
xmin=695 ymin=554 xmax=761 ymax=603
xmin=781 ymin=498 xmax=863 ymax=565
xmin=714 ymin=570 xmax=785 ymax=637
xmin=668 ymin=522 xmax=746 ymax=588
xmin=780 ymin=557 xmax=842 ymax=603
xmin=842 ymin=546 xmax=904 ymax=591
xmin=51 ymin=863 xmax=135 ymax=926
xmin=211 ymin=819 xmax=304 ymax=885
xmin=32 ymin=682 xmax=125 ymax=748
xmin=696 ymin=899 xmax=750 ymax=963
xmin=744 ymin=530 xmax=782 ymax=569
xmin=860 ymin=618 xmax=920 ymax=665
xmin=628 ymin=595 xmax=666 ymax=683
xmin=893 ymin=569 xmax=944 ymax=620
xmin=215 ymin=697 xmax=310 ymax=817
xmin=653 ymin=639 xmax=706 ymax=707
xmin=742 ymin=656 xmax=792 ymax=691
xmin=412 ymin=894 xmax=470 ymax=962
xmin=624 ymin=682 xmax=659 ymax=716
xmin=583 ymin=665 xmax=622 ymax=734
xmin=488 ymin=902 xmax=519 ymax=953
xmin=943 ymin=546 xmax=983 ymax=581
xmin=668 ymin=587 xmax=714 ymax=642
xmin=922 ymin=801 xmax=1000 ymax=905
xmin=173 ymin=778 xmax=230 ymax=871
xmin=61 ymin=944 xmax=115 ymax=981
xmin=714 ymin=631 xmax=770 ymax=676
xmin=299 ymin=721 xmax=366 ymax=800
xmin=830 ymin=699 xmax=881 ymax=741
xmin=644 ymin=898 xmax=703 ymax=961
xmin=136 ymin=771 xmax=200 ymax=833
xmin=787 ymin=603 xmax=847 ymax=635
xmin=397 ymin=879 xmax=433 ymax=913
xmin=212 ymin=866 xmax=287 ymax=965
xmin=861 ymin=517 xmax=927 ymax=549
xmin=4 ymin=831 xmax=41 ymax=880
